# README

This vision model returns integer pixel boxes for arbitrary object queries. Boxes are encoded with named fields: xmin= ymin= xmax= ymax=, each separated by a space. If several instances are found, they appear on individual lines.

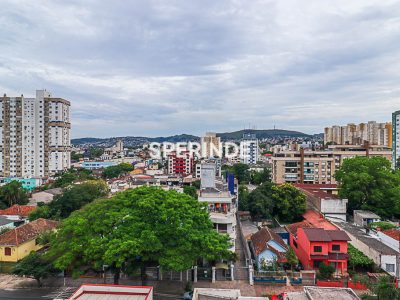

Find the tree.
xmin=183 ymin=185 xmax=198 ymax=199
xmin=46 ymin=187 xmax=232 ymax=284
xmin=247 ymin=182 xmax=275 ymax=220
xmin=272 ymin=184 xmax=306 ymax=223
xmin=250 ymin=168 xmax=271 ymax=185
xmin=318 ymin=263 xmax=335 ymax=279
xmin=370 ymin=276 xmax=400 ymax=300
xmin=335 ymin=156 xmax=400 ymax=218
xmin=71 ymin=151 xmax=84 ymax=161
xmin=285 ymin=247 xmax=298 ymax=271
xmin=238 ymin=185 xmax=249 ymax=211
xmin=13 ymin=252 xmax=60 ymax=287
xmin=102 ymin=163 xmax=134 ymax=179
xmin=223 ymin=163 xmax=250 ymax=184
xmin=0 ymin=181 xmax=28 ymax=208
xmin=53 ymin=168 xmax=94 ymax=188
xmin=29 ymin=180 xmax=109 ymax=221
xmin=89 ymin=147 xmax=104 ymax=159
xmin=348 ymin=244 xmax=375 ymax=272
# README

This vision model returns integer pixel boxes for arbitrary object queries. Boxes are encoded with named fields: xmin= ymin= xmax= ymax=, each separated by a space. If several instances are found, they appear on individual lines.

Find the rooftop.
xmin=0 ymin=216 xmax=14 ymax=226
xmin=68 ymin=284 xmax=153 ymax=300
xmin=382 ymin=228 xmax=400 ymax=241
xmin=304 ymin=287 xmax=360 ymax=300
xmin=0 ymin=218 xmax=58 ymax=246
xmin=353 ymin=210 xmax=381 ymax=219
xmin=0 ymin=205 xmax=36 ymax=217
xmin=302 ymin=228 xmax=350 ymax=242
xmin=303 ymin=210 xmax=338 ymax=230
xmin=334 ymin=221 xmax=399 ymax=255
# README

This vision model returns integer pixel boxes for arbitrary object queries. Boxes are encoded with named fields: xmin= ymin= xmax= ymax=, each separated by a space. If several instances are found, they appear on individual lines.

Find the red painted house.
xmin=289 ymin=227 xmax=350 ymax=274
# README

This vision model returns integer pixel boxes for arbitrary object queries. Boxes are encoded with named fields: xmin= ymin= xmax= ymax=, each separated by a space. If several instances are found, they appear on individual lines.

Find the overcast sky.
xmin=1 ymin=0 xmax=399 ymax=138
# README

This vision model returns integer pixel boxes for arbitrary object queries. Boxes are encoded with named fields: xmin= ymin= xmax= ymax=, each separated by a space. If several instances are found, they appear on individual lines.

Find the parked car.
xmin=183 ymin=291 xmax=193 ymax=300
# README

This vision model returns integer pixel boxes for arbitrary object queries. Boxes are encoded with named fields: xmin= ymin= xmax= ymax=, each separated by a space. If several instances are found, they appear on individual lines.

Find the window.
xmin=332 ymin=244 xmax=340 ymax=251
xmin=314 ymin=246 xmax=322 ymax=253
xmin=386 ymin=264 xmax=395 ymax=273
xmin=4 ymin=247 xmax=11 ymax=256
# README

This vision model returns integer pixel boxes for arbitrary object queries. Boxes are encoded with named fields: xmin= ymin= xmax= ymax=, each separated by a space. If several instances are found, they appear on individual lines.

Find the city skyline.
xmin=1 ymin=1 xmax=400 ymax=138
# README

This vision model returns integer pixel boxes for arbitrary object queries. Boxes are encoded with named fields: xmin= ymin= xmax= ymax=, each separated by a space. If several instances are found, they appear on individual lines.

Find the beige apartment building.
xmin=201 ymin=132 xmax=221 ymax=158
xmin=324 ymin=121 xmax=392 ymax=147
xmin=0 ymin=90 xmax=71 ymax=178
xmin=272 ymin=145 xmax=392 ymax=184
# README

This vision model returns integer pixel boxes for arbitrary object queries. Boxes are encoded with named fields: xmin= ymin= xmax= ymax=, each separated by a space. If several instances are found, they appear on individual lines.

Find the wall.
xmin=0 ymin=239 xmax=42 ymax=262
xmin=381 ymin=255 xmax=397 ymax=277
xmin=378 ymin=231 xmax=400 ymax=252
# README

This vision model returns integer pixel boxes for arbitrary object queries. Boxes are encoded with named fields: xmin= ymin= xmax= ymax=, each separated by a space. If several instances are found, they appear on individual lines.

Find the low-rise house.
xmin=0 ymin=205 xmax=36 ymax=224
xmin=250 ymin=227 xmax=288 ymax=269
xmin=285 ymin=287 xmax=360 ymax=300
xmin=0 ymin=218 xmax=58 ymax=262
xmin=353 ymin=210 xmax=381 ymax=227
xmin=334 ymin=221 xmax=399 ymax=278
xmin=29 ymin=187 xmax=63 ymax=205
xmin=295 ymin=185 xmax=348 ymax=221
xmin=192 ymin=288 xmax=267 ymax=300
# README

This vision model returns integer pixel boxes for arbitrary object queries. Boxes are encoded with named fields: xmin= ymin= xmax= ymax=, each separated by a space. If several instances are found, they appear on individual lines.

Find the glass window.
xmin=332 ymin=244 xmax=340 ymax=251
xmin=314 ymin=246 xmax=322 ymax=253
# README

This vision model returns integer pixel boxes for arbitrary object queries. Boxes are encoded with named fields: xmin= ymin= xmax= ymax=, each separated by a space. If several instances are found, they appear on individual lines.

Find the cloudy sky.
xmin=1 ymin=0 xmax=399 ymax=138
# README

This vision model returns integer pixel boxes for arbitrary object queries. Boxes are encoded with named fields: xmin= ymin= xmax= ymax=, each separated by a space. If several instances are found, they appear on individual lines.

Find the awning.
xmin=215 ymin=263 xmax=229 ymax=270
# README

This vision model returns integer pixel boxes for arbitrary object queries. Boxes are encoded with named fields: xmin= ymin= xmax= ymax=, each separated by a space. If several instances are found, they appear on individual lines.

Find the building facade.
xmin=201 ymin=132 xmax=221 ymax=158
xmin=393 ymin=110 xmax=400 ymax=169
xmin=167 ymin=151 xmax=194 ymax=175
xmin=324 ymin=121 xmax=392 ymax=147
xmin=240 ymin=133 xmax=259 ymax=165
xmin=0 ymin=90 xmax=71 ymax=178
xmin=271 ymin=145 xmax=392 ymax=184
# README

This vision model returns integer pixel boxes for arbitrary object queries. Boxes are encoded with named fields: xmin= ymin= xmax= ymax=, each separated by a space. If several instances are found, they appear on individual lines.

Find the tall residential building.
xmin=0 ymin=90 xmax=71 ymax=178
xmin=393 ymin=110 xmax=400 ymax=168
xmin=167 ymin=151 xmax=194 ymax=175
xmin=201 ymin=132 xmax=221 ymax=158
xmin=240 ymin=133 xmax=259 ymax=165
xmin=324 ymin=121 xmax=392 ymax=147
xmin=271 ymin=145 xmax=392 ymax=185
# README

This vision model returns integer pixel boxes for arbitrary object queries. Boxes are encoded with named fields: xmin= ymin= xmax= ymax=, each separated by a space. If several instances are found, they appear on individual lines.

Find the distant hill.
xmin=72 ymin=129 xmax=316 ymax=147
xmin=216 ymin=129 xmax=312 ymax=140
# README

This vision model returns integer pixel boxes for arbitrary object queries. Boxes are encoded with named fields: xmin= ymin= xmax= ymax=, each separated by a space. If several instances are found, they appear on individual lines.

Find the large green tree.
xmin=238 ymin=185 xmax=249 ymax=211
xmin=46 ymin=187 xmax=232 ymax=284
xmin=272 ymin=184 xmax=306 ymax=223
xmin=53 ymin=168 xmax=94 ymax=188
xmin=102 ymin=163 xmax=134 ymax=179
xmin=335 ymin=156 xmax=400 ymax=218
xmin=183 ymin=185 xmax=198 ymax=199
xmin=247 ymin=182 xmax=275 ymax=220
xmin=250 ymin=168 xmax=271 ymax=185
xmin=29 ymin=180 xmax=108 ymax=220
xmin=13 ymin=252 xmax=60 ymax=287
xmin=0 ymin=181 xmax=28 ymax=208
xmin=223 ymin=163 xmax=250 ymax=184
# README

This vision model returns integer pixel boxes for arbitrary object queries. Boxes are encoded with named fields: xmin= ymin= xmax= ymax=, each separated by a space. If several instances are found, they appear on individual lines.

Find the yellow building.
xmin=0 ymin=218 xmax=58 ymax=262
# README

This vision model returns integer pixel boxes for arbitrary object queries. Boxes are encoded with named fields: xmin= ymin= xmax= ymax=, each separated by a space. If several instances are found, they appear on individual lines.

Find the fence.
xmin=253 ymin=271 xmax=287 ymax=285
xmin=236 ymin=214 xmax=252 ymax=266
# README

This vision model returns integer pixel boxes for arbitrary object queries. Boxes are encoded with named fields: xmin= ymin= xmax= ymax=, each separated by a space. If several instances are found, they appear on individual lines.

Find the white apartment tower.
xmin=0 ymin=90 xmax=71 ymax=178
xmin=240 ymin=133 xmax=259 ymax=164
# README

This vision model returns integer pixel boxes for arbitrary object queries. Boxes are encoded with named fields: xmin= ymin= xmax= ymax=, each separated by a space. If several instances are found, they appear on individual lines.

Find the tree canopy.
xmin=250 ymin=168 xmax=271 ymax=185
xmin=335 ymin=156 xmax=400 ymax=218
xmin=13 ymin=252 xmax=60 ymax=287
xmin=29 ymin=180 xmax=108 ymax=220
xmin=46 ymin=187 xmax=232 ymax=284
xmin=52 ymin=168 xmax=95 ymax=188
xmin=247 ymin=183 xmax=306 ymax=222
xmin=102 ymin=163 xmax=134 ymax=179
xmin=183 ymin=185 xmax=198 ymax=199
xmin=0 ymin=181 xmax=28 ymax=209
xmin=222 ymin=163 xmax=250 ymax=184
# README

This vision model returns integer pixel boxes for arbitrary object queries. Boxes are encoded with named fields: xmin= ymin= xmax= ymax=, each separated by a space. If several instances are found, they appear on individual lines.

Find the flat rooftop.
xmin=304 ymin=287 xmax=360 ymax=300
xmin=354 ymin=210 xmax=380 ymax=219
xmin=334 ymin=221 xmax=399 ymax=255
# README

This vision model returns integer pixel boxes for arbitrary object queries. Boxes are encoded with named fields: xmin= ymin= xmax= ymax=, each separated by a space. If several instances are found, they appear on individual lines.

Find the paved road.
xmin=0 ymin=288 xmax=182 ymax=299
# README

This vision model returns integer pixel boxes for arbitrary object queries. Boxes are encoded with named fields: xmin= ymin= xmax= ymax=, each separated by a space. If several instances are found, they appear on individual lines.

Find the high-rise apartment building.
xmin=240 ymin=133 xmax=259 ymax=164
xmin=393 ymin=110 xmax=400 ymax=169
xmin=167 ymin=151 xmax=194 ymax=175
xmin=0 ymin=90 xmax=71 ymax=178
xmin=201 ymin=132 xmax=221 ymax=158
xmin=271 ymin=145 xmax=392 ymax=185
xmin=324 ymin=121 xmax=392 ymax=147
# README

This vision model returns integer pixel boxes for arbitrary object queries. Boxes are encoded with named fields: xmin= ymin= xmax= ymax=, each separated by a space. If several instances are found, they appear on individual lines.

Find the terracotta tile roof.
xmin=383 ymin=228 xmax=400 ymax=241
xmin=303 ymin=210 xmax=338 ymax=230
xmin=285 ymin=220 xmax=314 ymax=236
xmin=0 ymin=205 xmax=36 ymax=217
xmin=0 ymin=218 xmax=58 ymax=246
xmin=326 ymin=230 xmax=351 ymax=241
xmin=251 ymin=227 xmax=288 ymax=262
